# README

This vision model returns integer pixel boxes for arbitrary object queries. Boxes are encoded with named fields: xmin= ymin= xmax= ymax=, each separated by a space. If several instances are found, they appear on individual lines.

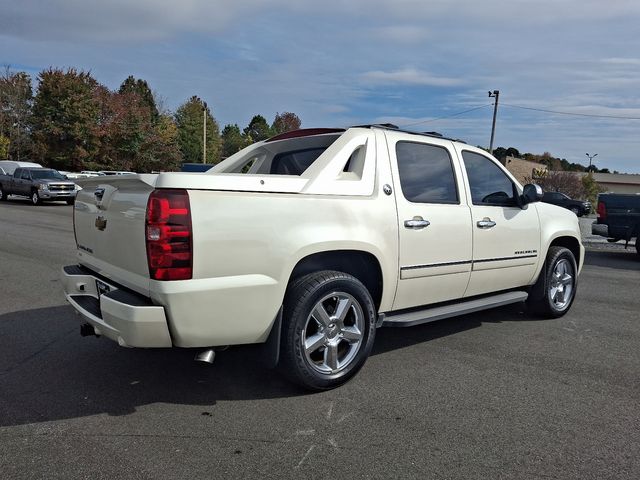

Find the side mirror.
xmin=522 ymin=183 xmax=543 ymax=205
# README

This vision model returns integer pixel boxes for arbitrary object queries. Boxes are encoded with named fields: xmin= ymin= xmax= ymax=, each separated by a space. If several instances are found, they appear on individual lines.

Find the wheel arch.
xmin=288 ymin=250 xmax=384 ymax=310
xmin=549 ymin=235 xmax=581 ymax=268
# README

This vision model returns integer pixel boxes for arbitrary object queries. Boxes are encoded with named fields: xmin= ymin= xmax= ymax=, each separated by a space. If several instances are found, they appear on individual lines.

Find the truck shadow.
xmin=0 ymin=306 xmax=298 ymax=427
xmin=584 ymin=249 xmax=640 ymax=271
xmin=371 ymin=302 xmax=527 ymax=356
xmin=1 ymin=197 xmax=71 ymax=206
xmin=0 ymin=302 xmax=530 ymax=427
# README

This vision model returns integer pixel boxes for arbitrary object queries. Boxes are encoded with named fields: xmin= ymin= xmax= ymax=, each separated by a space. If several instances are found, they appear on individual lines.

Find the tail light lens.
xmin=146 ymin=189 xmax=192 ymax=281
xmin=596 ymin=201 xmax=606 ymax=220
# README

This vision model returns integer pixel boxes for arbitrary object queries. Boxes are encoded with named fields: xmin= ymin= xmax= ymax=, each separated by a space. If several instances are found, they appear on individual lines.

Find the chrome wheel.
xmin=302 ymin=291 xmax=364 ymax=375
xmin=549 ymin=258 xmax=574 ymax=310
xmin=31 ymin=192 xmax=39 ymax=205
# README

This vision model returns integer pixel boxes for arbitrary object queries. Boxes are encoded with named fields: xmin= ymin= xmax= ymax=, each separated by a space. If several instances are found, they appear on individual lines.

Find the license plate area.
xmin=95 ymin=279 xmax=111 ymax=298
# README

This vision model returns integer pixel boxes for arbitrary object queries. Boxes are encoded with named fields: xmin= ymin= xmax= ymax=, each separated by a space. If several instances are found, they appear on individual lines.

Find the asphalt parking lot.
xmin=1 ymin=200 xmax=639 ymax=480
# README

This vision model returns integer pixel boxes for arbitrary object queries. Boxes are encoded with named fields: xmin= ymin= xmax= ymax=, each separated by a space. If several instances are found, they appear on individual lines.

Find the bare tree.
xmin=0 ymin=65 xmax=34 ymax=160
xmin=525 ymin=170 xmax=585 ymax=199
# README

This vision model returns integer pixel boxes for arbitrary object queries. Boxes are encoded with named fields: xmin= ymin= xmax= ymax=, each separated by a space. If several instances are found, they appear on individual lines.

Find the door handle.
xmin=477 ymin=218 xmax=496 ymax=229
xmin=404 ymin=217 xmax=431 ymax=229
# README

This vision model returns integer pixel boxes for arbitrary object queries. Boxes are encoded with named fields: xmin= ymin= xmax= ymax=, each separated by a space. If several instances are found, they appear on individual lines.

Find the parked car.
xmin=0 ymin=167 xmax=79 ymax=204
xmin=98 ymin=170 xmax=135 ymax=175
xmin=61 ymin=125 xmax=584 ymax=390
xmin=592 ymin=193 xmax=640 ymax=256
xmin=541 ymin=191 xmax=591 ymax=216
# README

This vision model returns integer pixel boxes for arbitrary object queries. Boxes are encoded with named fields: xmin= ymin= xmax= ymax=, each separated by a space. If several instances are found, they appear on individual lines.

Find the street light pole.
xmin=203 ymin=102 xmax=208 ymax=164
xmin=585 ymin=152 xmax=598 ymax=172
xmin=488 ymin=89 xmax=500 ymax=158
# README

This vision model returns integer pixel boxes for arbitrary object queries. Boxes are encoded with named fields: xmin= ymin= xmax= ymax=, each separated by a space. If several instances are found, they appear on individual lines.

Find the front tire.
xmin=569 ymin=206 xmax=580 ymax=216
xmin=280 ymin=270 xmax=376 ymax=391
xmin=527 ymin=246 xmax=578 ymax=318
xmin=31 ymin=191 xmax=41 ymax=205
xmin=0 ymin=186 xmax=6 ymax=201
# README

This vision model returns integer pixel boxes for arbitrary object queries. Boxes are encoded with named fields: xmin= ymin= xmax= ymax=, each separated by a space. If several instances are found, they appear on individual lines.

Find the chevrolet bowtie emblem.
xmin=95 ymin=216 xmax=107 ymax=231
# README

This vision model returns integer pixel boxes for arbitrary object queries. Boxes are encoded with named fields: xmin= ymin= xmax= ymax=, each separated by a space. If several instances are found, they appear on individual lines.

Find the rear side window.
xmin=269 ymin=148 xmax=327 ymax=175
xmin=462 ymin=151 xmax=517 ymax=206
xmin=396 ymin=142 xmax=458 ymax=204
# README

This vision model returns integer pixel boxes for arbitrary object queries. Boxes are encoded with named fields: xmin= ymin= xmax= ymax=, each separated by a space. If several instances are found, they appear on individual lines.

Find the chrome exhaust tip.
xmin=194 ymin=349 xmax=215 ymax=364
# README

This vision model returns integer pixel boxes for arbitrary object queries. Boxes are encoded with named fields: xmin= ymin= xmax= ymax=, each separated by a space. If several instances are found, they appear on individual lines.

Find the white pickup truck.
xmin=61 ymin=125 xmax=584 ymax=390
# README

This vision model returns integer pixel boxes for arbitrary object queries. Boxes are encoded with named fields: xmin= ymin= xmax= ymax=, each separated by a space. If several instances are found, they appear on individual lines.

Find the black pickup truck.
xmin=0 ymin=167 xmax=78 ymax=205
xmin=541 ymin=191 xmax=591 ymax=216
xmin=592 ymin=193 xmax=640 ymax=256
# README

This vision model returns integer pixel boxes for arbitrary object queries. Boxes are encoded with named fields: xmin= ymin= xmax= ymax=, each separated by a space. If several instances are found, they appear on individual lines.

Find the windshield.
xmin=30 ymin=169 xmax=66 ymax=180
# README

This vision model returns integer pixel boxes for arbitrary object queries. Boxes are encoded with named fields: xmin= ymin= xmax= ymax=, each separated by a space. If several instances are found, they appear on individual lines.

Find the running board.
xmin=381 ymin=291 xmax=529 ymax=328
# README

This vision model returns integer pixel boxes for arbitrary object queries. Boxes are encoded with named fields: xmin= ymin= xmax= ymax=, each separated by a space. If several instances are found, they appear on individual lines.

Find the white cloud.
xmin=601 ymin=58 xmax=640 ymax=66
xmin=5 ymin=0 xmax=640 ymax=43
xmin=2 ymin=0 xmax=640 ymax=172
xmin=362 ymin=68 xmax=464 ymax=87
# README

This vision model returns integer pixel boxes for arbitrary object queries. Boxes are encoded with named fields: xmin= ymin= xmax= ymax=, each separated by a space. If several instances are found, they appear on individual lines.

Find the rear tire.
xmin=280 ymin=270 xmax=376 ymax=391
xmin=527 ymin=246 xmax=578 ymax=318
xmin=31 ymin=191 xmax=41 ymax=205
xmin=0 ymin=186 xmax=6 ymax=201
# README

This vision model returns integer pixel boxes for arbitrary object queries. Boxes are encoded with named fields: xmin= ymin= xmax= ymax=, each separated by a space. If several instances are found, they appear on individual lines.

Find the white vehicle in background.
xmin=61 ymin=125 xmax=584 ymax=390
xmin=0 ymin=160 xmax=42 ymax=175
xmin=98 ymin=170 xmax=136 ymax=175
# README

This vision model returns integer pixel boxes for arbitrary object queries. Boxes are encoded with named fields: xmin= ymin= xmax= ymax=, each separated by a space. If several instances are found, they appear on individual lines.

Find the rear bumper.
xmin=60 ymin=265 xmax=172 ymax=347
xmin=591 ymin=223 xmax=609 ymax=237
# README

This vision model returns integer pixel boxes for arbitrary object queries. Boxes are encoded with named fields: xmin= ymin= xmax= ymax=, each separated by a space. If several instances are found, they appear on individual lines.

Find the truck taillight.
xmin=146 ymin=189 xmax=192 ymax=281
xmin=596 ymin=201 xmax=606 ymax=220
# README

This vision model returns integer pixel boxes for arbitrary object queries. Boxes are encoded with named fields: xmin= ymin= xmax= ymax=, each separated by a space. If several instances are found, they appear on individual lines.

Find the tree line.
xmin=491 ymin=146 xmax=612 ymax=174
xmin=0 ymin=67 xmax=301 ymax=172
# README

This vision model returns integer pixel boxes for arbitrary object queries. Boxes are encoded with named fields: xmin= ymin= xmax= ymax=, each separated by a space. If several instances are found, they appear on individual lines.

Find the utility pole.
xmin=202 ymin=101 xmax=207 ymax=164
xmin=488 ymin=90 xmax=500 ymax=159
xmin=585 ymin=152 xmax=598 ymax=172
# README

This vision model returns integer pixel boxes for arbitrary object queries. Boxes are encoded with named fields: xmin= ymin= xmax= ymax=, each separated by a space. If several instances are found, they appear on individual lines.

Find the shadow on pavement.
xmin=584 ymin=249 xmax=640 ymax=271
xmin=0 ymin=300 xmax=539 ymax=427
xmin=0 ymin=306 xmax=300 ymax=427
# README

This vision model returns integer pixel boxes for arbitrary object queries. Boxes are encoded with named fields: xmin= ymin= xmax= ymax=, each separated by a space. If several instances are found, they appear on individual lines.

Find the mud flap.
xmin=259 ymin=306 xmax=282 ymax=369
xmin=529 ymin=260 xmax=547 ymax=302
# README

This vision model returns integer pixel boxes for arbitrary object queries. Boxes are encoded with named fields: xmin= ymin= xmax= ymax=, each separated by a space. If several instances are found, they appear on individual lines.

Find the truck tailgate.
xmin=73 ymin=175 xmax=158 ymax=295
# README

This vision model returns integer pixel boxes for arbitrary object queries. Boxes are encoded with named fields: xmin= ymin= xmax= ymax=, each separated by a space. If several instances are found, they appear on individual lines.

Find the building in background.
xmin=590 ymin=173 xmax=640 ymax=194
xmin=505 ymin=156 xmax=640 ymax=194
xmin=505 ymin=156 xmax=548 ymax=184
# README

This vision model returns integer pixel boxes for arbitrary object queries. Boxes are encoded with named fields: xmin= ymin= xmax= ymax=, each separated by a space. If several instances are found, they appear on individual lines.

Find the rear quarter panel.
xmin=155 ymin=188 xmax=399 ymax=347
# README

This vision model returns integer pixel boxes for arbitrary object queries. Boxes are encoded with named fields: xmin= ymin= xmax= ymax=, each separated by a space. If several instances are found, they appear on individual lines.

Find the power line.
xmin=398 ymin=103 xmax=493 ymax=127
xmin=501 ymin=102 xmax=640 ymax=120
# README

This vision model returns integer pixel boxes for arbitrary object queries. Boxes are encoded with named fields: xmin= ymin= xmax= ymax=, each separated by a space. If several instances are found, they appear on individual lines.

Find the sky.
xmin=1 ymin=0 xmax=640 ymax=173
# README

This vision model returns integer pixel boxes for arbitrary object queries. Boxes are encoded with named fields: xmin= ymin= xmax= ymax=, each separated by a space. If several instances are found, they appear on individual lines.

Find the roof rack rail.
xmin=352 ymin=124 xmax=464 ymax=143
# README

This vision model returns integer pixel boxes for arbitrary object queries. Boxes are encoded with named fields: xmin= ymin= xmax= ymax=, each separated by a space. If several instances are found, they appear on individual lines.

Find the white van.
xmin=0 ymin=161 xmax=43 ymax=176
